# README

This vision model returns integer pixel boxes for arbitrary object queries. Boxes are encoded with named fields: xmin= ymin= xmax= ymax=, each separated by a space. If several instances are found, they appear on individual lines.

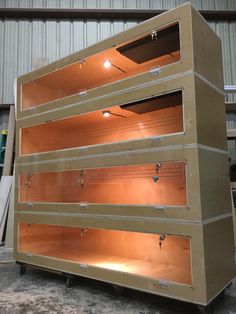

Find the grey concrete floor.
xmin=0 ymin=252 xmax=235 ymax=314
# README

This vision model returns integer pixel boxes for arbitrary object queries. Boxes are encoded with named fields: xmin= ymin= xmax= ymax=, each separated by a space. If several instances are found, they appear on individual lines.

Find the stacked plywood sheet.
xmin=0 ymin=176 xmax=12 ymax=244
xmin=15 ymin=3 xmax=235 ymax=306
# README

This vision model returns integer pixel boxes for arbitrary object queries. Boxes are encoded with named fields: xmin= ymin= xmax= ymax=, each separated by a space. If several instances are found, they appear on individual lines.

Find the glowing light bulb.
xmin=103 ymin=60 xmax=111 ymax=68
xmin=103 ymin=110 xmax=110 ymax=118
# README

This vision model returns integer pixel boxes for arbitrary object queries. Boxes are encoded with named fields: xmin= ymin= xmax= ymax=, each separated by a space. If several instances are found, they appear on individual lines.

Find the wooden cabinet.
xmin=14 ymin=3 xmax=235 ymax=307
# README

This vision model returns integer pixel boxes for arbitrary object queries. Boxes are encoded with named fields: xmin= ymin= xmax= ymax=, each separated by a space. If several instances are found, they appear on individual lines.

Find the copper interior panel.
xmin=19 ymin=162 xmax=187 ymax=206
xmin=21 ymin=94 xmax=183 ymax=156
xmin=19 ymin=222 xmax=192 ymax=285
xmin=21 ymin=23 xmax=180 ymax=110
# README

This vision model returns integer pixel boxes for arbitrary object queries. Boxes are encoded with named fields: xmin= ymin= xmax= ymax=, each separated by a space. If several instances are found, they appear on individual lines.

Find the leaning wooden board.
xmin=0 ymin=176 xmax=12 ymax=243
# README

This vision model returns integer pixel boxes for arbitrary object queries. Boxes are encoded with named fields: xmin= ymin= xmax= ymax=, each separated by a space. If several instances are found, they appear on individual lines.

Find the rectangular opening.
xmin=21 ymin=22 xmax=180 ymax=111
xmin=18 ymin=222 xmax=192 ymax=285
xmin=19 ymin=162 xmax=187 ymax=206
xmin=21 ymin=90 xmax=183 ymax=156
xmin=117 ymin=24 xmax=180 ymax=64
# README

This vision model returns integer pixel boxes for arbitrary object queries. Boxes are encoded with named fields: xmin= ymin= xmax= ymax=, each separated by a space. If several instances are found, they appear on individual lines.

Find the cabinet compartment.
xmin=21 ymin=23 xmax=180 ymax=111
xmin=18 ymin=222 xmax=192 ymax=285
xmin=20 ymin=91 xmax=182 ymax=156
xmin=19 ymin=162 xmax=187 ymax=206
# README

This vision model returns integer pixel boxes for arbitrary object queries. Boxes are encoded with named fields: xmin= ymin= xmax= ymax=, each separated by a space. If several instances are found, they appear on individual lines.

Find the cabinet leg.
xmin=19 ymin=264 xmax=27 ymax=276
xmin=112 ymin=285 xmax=124 ymax=296
xmin=197 ymin=305 xmax=212 ymax=314
xmin=66 ymin=275 xmax=73 ymax=288
xmin=217 ymin=289 xmax=225 ymax=301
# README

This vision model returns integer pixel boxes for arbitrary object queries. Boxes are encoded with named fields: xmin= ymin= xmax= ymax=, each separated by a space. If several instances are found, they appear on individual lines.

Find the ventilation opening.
xmin=117 ymin=24 xmax=180 ymax=64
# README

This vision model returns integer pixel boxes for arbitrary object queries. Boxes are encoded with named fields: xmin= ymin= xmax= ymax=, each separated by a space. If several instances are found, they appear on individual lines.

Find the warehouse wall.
xmin=0 ymin=0 xmax=235 ymax=160
xmin=0 ymin=109 xmax=10 ymax=129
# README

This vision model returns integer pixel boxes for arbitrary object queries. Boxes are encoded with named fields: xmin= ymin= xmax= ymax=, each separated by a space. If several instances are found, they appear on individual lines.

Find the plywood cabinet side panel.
xmin=16 ymin=79 xmax=21 ymax=119
xmin=195 ymin=76 xmax=227 ymax=151
xmin=191 ymin=6 xmax=224 ymax=91
xmin=190 ymin=224 xmax=207 ymax=304
xmin=198 ymin=149 xmax=232 ymax=219
xmin=203 ymin=218 xmax=236 ymax=303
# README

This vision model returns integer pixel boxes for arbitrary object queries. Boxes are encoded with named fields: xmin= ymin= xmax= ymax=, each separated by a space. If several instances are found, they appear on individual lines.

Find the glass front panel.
xmin=21 ymin=91 xmax=183 ymax=156
xmin=21 ymin=23 xmax=180 ymax=110
xmin=19 ymin=162 xmax=187 ymax=206
xmin=19 ymin=222 xmax=192 ymax=285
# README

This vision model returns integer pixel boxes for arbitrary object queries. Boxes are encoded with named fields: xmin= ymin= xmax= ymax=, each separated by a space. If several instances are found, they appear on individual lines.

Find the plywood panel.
xmin=3 ymin=105 xmax=15 ymax=176
xmin=0 ymin=176 xmax=13 ymax=243
xmin=198 ymin=149 xmax=232 ymax=218
xmin=191 ymin=6 xmax=224 ymax=90
xmin=195 ymin=76 xmax=227 ymax=151
xmin=203 ymin=218 xmax=236 ymax=302
xmin=5 ymin=175 xmax=15 ymax=248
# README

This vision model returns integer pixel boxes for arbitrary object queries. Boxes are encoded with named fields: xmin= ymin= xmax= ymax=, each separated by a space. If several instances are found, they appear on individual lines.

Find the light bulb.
xmin=103 ymin=60 xmax=111 ymax=68
xmin=103 ymin=110 xmax=110 ymax=118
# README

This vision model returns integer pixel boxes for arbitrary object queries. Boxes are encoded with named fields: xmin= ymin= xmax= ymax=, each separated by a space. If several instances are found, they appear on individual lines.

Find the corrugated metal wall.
xmin=0 ymin=0 xmax=235 ymax=159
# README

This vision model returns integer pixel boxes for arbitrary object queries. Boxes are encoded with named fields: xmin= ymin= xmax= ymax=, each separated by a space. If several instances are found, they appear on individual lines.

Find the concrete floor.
xmin=0 ymin=249 xmax=236 ymax=314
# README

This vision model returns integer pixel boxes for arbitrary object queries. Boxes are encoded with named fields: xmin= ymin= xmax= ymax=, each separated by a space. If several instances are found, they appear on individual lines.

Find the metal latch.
xmin=24 ymin=174 xmax=32 ymax=188
xmin=151 ymin=30 xmax=158 ymax=40
xmin=152 ymin=163 xmax=162 ymax=183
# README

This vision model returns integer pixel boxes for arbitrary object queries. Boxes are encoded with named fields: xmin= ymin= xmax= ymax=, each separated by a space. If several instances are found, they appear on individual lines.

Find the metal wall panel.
xmin=18 ymin=20 xmax=32 ymax=75
xmin=227 ymin=113 xmax=236 ymax=163
xmin=32 ymin=21 xmax=46 ymax=66
xmin=3 ymin=20 xmax=18 ymax=104
xmin=1 ymin=0 xmax=236 ymax=9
